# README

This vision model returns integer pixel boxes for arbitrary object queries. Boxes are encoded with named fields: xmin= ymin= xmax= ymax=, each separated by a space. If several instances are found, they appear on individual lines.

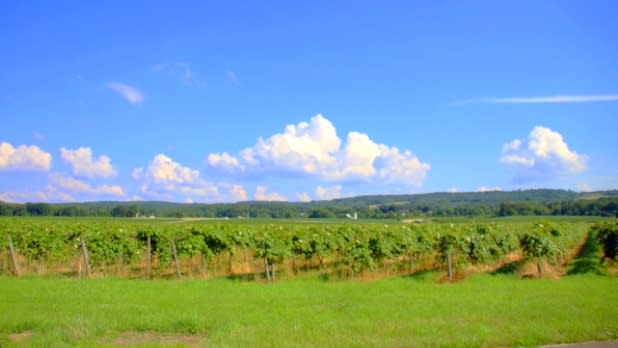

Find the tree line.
xmin=0 ymin=197 xmax=616 ymax=218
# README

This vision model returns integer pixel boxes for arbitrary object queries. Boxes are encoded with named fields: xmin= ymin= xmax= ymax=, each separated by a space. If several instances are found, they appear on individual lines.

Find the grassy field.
xmin=1 ymin=273 xmax=617 ymax=347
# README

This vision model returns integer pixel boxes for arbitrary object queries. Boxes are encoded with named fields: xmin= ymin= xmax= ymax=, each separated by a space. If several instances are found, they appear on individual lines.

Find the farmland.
xmin=1 ymin=216 xmax=617 ymax=347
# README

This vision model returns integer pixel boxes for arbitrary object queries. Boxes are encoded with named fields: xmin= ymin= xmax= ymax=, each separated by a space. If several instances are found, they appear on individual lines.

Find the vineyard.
xmin=2 ymin=217 xmax=614 ymax=281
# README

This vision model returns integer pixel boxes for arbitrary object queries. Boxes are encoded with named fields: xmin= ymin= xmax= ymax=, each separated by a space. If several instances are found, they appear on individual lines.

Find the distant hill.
xmin=1 ymin=189 xmax=617 ymax=218
xmin=329 ymin=189 xmax=618 ymax=207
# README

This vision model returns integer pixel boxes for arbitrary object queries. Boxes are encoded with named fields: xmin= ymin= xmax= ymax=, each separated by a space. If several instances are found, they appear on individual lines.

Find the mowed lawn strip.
xmin=0 ymin=274 xmax=616 ymax=347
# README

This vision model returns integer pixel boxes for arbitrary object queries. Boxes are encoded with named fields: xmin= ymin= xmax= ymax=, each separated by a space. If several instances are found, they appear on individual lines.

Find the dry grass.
xmin=111 ymin=331 xmax=206 ymax=347
xmin=8 ymin=331 xmax=33 ymax=343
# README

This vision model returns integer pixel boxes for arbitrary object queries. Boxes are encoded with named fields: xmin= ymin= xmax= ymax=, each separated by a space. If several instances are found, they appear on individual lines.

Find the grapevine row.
xmin=0 ymin=218 xmax=590 ymax=280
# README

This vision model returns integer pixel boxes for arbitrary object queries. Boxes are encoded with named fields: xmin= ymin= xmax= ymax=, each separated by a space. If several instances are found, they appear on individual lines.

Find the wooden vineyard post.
xmin=447 ymin=254 xmax=453 ymax=281
xmin=7 ymin=235 xmax=20 ymax=277
xmin=408 ymin=253 xmax=414 ymax=274
xmin=146 ymin=235 xmax=152 ymax=278
xmin=80 ymin=238 xmax=92 ymax=278
xmin=537 ymin=258 xmax=544 ymax=278
xmin=264 ymin=257 xmax=271 ymax=281
xmin=171 ymin=240 xmax=181 ymax=279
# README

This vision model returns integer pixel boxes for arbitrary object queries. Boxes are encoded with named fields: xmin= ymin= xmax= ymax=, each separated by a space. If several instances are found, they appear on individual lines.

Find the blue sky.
xmin=1 ymin=1 xmax=617 ymax=203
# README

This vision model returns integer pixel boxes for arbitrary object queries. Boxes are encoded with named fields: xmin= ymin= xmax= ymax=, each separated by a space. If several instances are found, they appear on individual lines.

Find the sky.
xmin=1 ymin=1 xmax=617 ymax=203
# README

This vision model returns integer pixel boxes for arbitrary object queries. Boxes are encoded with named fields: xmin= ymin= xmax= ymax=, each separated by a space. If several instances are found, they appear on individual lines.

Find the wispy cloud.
xmin=0 ymin=188 xmax=74 ymax=203
xmin=152 ymin=62 xmax=207 ymax=87
xmin=461 ymin=94 xmax=618 ymax=104
xmin=50 ymin=174 xmax=124 ymax=196
xmin=226 ymin=69 xmax=239 ymax=84
xmin=107 ymin=82 xmax=144 ymax=105
xmin=33 ymin=131 xmax=45 ymax=141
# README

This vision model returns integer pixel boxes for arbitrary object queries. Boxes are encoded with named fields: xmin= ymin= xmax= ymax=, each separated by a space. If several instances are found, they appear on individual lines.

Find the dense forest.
xmin=0 ymin=189 xmax=617 ymax=219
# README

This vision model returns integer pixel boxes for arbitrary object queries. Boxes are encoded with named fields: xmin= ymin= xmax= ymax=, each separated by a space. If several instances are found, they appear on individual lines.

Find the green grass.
xmin=567 ymin=231 xmax=607 ymax=275
xmin=0 ymin=274 xmax=617 ymax=347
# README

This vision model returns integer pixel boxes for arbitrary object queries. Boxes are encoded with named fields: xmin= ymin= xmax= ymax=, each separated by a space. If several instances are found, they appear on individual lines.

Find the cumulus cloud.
xmin=296 ymin=192 xmax=311 ymax=202
xmin=107 ymin=82 xmax=144 ymax=105
xmin=315 ymin=185 xmax=344 ymax=200
xmin=0 ymin=141 xmax=52 ymax=172
xmin=60 ymin=147 xmax=117 ymax=178
xmin=142 ymin=154 xmax=199 ymax=184
xmin=478 ymin=186 xmax=502 ymax=192
xmin=229 ymin=184 xmax=248 ymax=202
xmin=501 ymin=126 xmax=587 ymax=181
xmin=207 ymin=114 xmax=430 ymax=186
xmin=577 ymin=183 xmax=592 ymax=192
xmin=133 ymin=154 xmax=219 ymax=200
xmin=374 ymin=146 xmax=430 ymax=184
xmin=254 ymin=186 xmax=287 ymax=201
xmin=207 ymin=152 xmax=243 ymax=173
xmin=447 ymin=187 xmax=458 ymax=193
xmin=50 ymin=174 xmax=124 ymax=196
xmin=336 ymin=132 xmax=380 ymax=178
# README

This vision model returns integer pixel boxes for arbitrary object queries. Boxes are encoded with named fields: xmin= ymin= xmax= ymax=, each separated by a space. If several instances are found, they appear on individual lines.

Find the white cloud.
xmin=226 ymin=69 xmax=239 ymax=84
xmin=107 ymin=82 xmax=144 ymax=105
xmin=50 ymin=174 xmax=124 ymax=196
xmin=207 ymin=114 xmax=430 ymax=186
xmin=337 ymin=132 xmax=380 ymax=178
xmin=33 ymin=131 xmax=45 ymax=141
xmin=0 ymin=142 xmax=52 ymax=172
xmin=501 ymin=126 xmax=587 ymax=181
xmin=97 ymin=185 xmax=125 ymax=196
xmin=145 ymin=154 xmax=199 ymax=184
xmin=229 ymin=184 xmax=247 ymax=202
xmin=465 ymin=94 xmax=618 ymax=104
xmin=296 ymin=192 xmax=311 ymax=202
xmin=152 ymin=62 xmax=206 ymax=87
xmin=132 ymin=168 xmax=144 ymax=180
xmin=254 ymin=185 xmax=287 ymax=201
xmin=528 ymin=127 xmax=586 ymax=172
xmin=315 ymin=185 xmax=344 ymax=200
xmin=178 ymin=184 xmax=218 ymax=197
xmin=502 ymin=139 xmax=522 ymax=152
xmin=128 ymin=195 xmax=144 ymax=201
xmin=478 ymin=186 xmax=502 ymax=192
xmin=242 ymin=114 xmax=341 ymax=175
xmin=207 ymin=152 xmax=243 ymax=173
xmin=374 ymin=146 xmax=430 ymax=185
xmin=134 ymin=154 xmax=220 ymax=200
xmin=0 ymin=187 xmax=74 ymax=203
xmin=577 ymin=183 xmax=592 ymax=192
xmin=500 ymin=154 xmax=535 ymax=166
xmin=447 ymin=187 xmax=458 ymax=193
xmin=60 ymin=147 xmax=117 ymax=178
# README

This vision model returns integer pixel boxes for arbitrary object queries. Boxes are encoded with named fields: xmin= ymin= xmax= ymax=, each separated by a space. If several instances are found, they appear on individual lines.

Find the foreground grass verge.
xmin=0 ymin=274 xmax=617 ymax=347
